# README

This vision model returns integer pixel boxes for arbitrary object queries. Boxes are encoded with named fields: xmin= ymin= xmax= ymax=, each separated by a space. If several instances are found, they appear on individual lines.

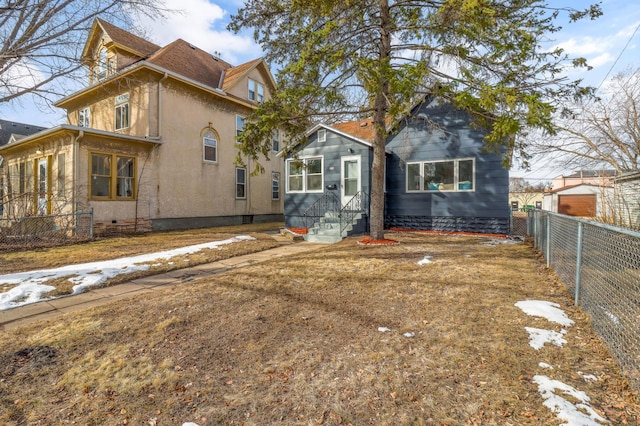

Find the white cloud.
xmin=139 ymin=0 xmax=261 ymax=65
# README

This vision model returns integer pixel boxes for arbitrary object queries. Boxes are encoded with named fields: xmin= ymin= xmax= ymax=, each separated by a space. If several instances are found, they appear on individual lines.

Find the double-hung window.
xmin=286 ymin=157 xmax=323 ymax=193
xmin=407 ymin=158 xmax=474 ymax=192
xmin=90 ymin=152 xmax=136 ymax=199
xmin=236 ymin=167 xmax=247 ymax=199
xmin=236 ymin=115 xmax=245 ymax=142
xmin=248 ymin=78 xmax=264 ymax=103
xmin=114 ymin=93 xmax=129 ymax=130
xmin=78 ymin=108 xmax=90 ymax=128
xmin=272 ymin=129 xmax=280 ymax=152
xmin=272 ymin=172 xmax=280 ymax=200
xmin=203 ymin=130 xmax=217 ymax=162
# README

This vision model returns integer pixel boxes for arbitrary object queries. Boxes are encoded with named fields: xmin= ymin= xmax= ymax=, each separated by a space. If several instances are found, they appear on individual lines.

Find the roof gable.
xmin=82 ymin=19 xmax=160 ymax=63
xmin=0 ymin=119 xmax=47 ymax=147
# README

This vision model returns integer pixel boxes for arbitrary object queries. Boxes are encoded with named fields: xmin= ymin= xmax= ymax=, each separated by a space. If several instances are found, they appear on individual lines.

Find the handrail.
xmin=340 ymin=191 xmax=368 ymax=234
xmin=303 ymin=192 xmax=340 ymax=229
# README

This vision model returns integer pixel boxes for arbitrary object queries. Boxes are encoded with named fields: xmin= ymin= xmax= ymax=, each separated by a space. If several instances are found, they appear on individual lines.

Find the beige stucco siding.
xmin=152 ymin=82 xmax=283 ymax=219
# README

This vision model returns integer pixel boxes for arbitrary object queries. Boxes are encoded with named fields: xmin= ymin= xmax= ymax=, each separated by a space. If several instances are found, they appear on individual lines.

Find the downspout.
xmin=157 ymin=72 xmax=168 ymax=138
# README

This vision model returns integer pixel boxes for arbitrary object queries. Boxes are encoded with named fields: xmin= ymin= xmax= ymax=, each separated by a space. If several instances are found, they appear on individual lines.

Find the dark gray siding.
xmin=384 ymin=101 xmax=509 ymax=234
xmin=284 ymin=128 xmax=373 ymax=229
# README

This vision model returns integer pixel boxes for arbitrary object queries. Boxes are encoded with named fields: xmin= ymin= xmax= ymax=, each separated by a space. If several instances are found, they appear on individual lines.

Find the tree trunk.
xmin=369 ymin=0 xmax=391 ymax=241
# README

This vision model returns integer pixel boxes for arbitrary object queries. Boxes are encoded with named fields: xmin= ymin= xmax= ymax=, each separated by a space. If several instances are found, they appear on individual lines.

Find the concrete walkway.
xmin=0 ymin=233 xmax=322 ymax=332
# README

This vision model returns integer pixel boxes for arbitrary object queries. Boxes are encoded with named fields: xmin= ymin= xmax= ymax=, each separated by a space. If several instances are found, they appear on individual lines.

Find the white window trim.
xmin=406 ymin=158 xmax=475 ymax=192
xmin=248 ymin=78 xmax=264 ymax=103
xmin=286 ymin=156 xmax=324 ymax=193
xmin=114 ymin=93 xmax=130 ymax=131
xmin=236 ymin=115 xmax=245 ymax=143
xmin=203 ymin=130 xmax=217 ymax=163
xmin=317 ymin=129 xmax=326 ymax=143
xmin=272 ymin=171 xmax=280 ymax=200
xmin=78 ymin=107 xmax=90 ymax=128
xmin=236 ymin=167 xmax=247 ymax=199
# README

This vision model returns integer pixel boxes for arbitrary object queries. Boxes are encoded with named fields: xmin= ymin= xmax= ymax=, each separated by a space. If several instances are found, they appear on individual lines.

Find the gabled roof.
xmin=147 ymin=39 xmax=233 ymax=90
xmin=332 ymin=118 xmax=376 ymax=142
xmin=222 ymin=58 xmax=265 ymax=90
xmin=0 ymin=119 xmax=47 ymax=147
xmin=82 ymin=19 xmax=160 ymax=62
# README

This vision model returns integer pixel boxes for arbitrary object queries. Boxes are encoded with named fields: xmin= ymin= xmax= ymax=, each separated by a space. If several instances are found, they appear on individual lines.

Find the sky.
xmin=0 ymin=0 xmax=638 ymax=180
xmin=1 ymin=234 xmax=613 ymax=425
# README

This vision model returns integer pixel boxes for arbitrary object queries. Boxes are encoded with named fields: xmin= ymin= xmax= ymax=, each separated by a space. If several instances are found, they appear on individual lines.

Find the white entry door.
xmin=37 ymin=158 xmax=48 ymax=215
xmin=341 ymin=155 xmax=361 ymax=207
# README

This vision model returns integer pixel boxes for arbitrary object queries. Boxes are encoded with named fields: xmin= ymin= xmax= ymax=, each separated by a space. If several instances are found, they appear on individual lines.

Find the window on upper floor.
xmin=406 ymin=158 xmax=475 ymax=192
xmin=286 ymin=157 xmax=323 ymax=193
xmin=203 ymin=129 xmax=218 ymax=162
xmin=317 ymin=129 xmax=326 ymax=143
xmin=114 ymin=93 xmax=130 ymax=130
xmin=96 ymin=47 xmax=108 ymax=81
xmin=236 ymin=115 xmax=245 ymax=142
xmin=90 ymin=152 xmax=136 ymax=200
xmin=272 ymin=129 xmax=280 ymax=152
xmin=248 ymin=78 xmax=264 ymax=103
xmin=78 ymin=107 xmax=90 ymax=128
xmin=236 ymin=167 xmax=247 ymax=199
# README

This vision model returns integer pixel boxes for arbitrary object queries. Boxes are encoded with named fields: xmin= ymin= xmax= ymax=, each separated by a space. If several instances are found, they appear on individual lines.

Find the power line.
xmin=595 ymin=22 xmax=640 ymax=92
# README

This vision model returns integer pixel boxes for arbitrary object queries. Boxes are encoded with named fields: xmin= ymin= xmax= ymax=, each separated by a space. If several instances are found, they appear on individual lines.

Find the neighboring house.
xmin=542 ymin=183 xmax=614 ymax=218
xmin=509 ymin=191 xmax=545 ymax=211
xmin=0 ymin=120 xmax=48 ymax=217
xmin=284 ymin=98 xmax=510 ymax=242
xmin=613 ymin=171 xmax=640 ymax=229
xmin=0 ymin=19 xmax=283 ymax=234
xmin=551 ymin=169 xmax=616 ymax=191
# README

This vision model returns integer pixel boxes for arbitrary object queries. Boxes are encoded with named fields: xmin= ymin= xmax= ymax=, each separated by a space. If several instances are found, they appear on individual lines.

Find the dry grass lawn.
xmin=1 ymin=231 xmax=639 ymax=425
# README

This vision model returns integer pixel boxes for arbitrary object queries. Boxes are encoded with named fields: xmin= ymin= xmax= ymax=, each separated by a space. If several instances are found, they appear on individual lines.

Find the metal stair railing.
xmin=340 ymin=191 xmax=368 ymax=234
xmin=303 ymin=192 xmax=340 ymax=230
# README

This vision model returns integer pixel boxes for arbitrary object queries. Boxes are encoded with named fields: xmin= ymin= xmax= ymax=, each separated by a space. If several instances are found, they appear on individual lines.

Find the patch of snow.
xmin=378 ymin=327 xmax=391 ymax=332
xmin=403 ymin=332 xmax=415 ymax=338
xmin=417 ymin=255 xmax=432 ymax=265
xmin=0 ymin=236 xmax=256 ymax=311
xmin=182 ymin=423 xmax=200 ymax=426
xmin=515 ymin=300 xmax=575 ymax=327
xmin=525 ymin=327 xmax=568 ymax=350
xmin=483 ymin=238 xmax=522 ymax=246
xmin=578 ymin=372 xmax=598 ymax=382
xmin=539 ymin=362 xmax=553 ymax=369
xmin=533 ymin=375 xmax=609 ymax=425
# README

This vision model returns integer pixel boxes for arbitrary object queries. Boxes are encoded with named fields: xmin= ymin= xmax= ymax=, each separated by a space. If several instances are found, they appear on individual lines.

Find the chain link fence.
xmin=0 ymin=210 xmax=94 ymax=252
xmin=527 ymin=210 xmax=640 ymax=390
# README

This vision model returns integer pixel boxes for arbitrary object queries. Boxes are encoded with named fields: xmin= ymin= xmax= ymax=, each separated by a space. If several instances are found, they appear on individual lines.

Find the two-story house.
xmin=0 ymin=19 xmax=283 ymax=234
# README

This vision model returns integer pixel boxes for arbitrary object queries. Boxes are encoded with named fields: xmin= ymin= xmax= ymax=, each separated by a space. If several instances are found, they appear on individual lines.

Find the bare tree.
xmin=0 ymin=0 xmax=170 ymax=110
xmin=533 ymin=67 xmax=640 ymax=173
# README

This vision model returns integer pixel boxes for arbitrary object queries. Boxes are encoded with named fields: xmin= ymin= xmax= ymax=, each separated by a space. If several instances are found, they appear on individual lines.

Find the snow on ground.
xmin=0 ymin=236 xmax=255 ymax=311
xmin=533 ymin=375 xmax=609 ymax=425
xmin=524 ymin=327 xmax=568 ymax=350
xmin=417 ymin=255 xmax=432 ymax=265
xmin=514 ymin=300 xmax=575 ymax=327
xmin=517 ymin=299 xmax=609 ymax=425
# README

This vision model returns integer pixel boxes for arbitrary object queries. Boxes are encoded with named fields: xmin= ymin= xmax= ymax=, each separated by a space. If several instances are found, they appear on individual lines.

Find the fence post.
xmin=545 ymin=213 xmax=551 ymax=267
xmin=574 ymin=222 xmax=584 ymax=306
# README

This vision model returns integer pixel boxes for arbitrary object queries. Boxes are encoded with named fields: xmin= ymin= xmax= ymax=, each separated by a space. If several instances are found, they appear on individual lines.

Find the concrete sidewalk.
xmin=0 ymin=234 xmax=322 ymax=332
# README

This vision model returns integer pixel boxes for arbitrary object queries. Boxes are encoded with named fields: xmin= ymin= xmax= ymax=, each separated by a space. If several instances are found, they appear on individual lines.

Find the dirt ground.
xmin=0 ymin=230 xmax=638 ymax=425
